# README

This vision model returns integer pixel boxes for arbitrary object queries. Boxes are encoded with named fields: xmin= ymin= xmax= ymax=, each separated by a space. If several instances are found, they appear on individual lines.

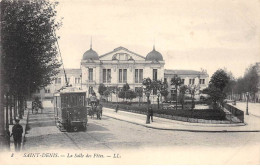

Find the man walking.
xmin=11 ymin=119 xmax=23 ymax=151
xmin=148 ymin=106 xmax=154 ymax=122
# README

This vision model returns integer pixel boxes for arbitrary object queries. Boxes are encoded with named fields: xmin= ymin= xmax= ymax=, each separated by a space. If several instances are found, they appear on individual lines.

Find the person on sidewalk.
xmin=146 ymin=106 xmax=151 ymax=124
xmin=115 ymin=104 xmax=119 ymax=113
xmin=10 ymin=119 xmax=23 ymax=152
xmin=148 ymin=106 xmax=154 ymax=122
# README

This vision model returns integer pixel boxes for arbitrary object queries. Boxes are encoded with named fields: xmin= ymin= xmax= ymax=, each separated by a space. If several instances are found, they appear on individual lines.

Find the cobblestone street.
xmin=21 ymin=107 xmax=260 ymax=164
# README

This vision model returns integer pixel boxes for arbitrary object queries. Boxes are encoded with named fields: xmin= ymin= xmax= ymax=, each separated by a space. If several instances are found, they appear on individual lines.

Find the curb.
xmin=103 ymin=114 xmax=260 ymax=133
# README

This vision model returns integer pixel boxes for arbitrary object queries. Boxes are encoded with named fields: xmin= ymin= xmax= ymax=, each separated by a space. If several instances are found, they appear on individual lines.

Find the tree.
xmin=160 ymin=81 xmax=169 ymax=101
xmin=1 ymin=0 xmax=61 ymax=118
xmin=209 ymin=69 xmax=230 ymax=92
xmin=125 ymin=90 xmax=137 ymax=102
xmin=244 ymin=64 xmax=259 ymax=101
xmin=187 ymin=84 xmax=200 ymax=110
xmin=170 ymin=75 xmax=183 ymax=110
xmin=179 ymin=85 xmax=188 ymax=109
xmin=135 ymin=87 xmax=143 ymax=106
xmin=103 ymin=90 xmax=110 ymax=102
xmin=118 ymin=83 xmax=130 ymax=102
xmin=98 ymin=84 xmax=107 ymax=101
xmin=122 ymin=83 xmax=130 ymax=91
xmin=142 ymin=78 xmax=153 ymax=105
xmin=203 ymin=69 xmax=230 ymax=108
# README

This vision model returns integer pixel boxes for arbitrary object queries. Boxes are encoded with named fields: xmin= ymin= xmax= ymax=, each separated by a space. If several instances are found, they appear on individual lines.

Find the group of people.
xmin=89 ymin=102 xmax=103 ymax=120
xmin=32 ymin=97 xmax=43 ymax=114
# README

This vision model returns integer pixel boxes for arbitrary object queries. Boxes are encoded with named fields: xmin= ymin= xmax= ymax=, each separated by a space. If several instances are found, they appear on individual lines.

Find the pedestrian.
xmin=115 ymin=104 xmax=119 ymax=113
xmin=10 ymin=119 xmax=23 ymax=152
xmin=148 ymin=106 xmax=154 ymax=122
xmin=99 ymin=103 xmax=103 ymax=117
xmin=146 ymin=106 xmax=150 ymax=124
xmin=97 ymin=104 xmax=102 ymax=120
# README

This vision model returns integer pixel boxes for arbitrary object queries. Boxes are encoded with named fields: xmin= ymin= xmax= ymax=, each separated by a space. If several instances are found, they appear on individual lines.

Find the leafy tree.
xmin=170 ymin=75 xmax=183 ymax=110
xmin=187 ymin=84 xmax=200 ymax=110
xmin=203 ymin=69 xmax=230 ymax=108
xmin=1 ymin=0 xmax=61 ymax=119
xmin=135 ymin=87 xmax=143 ymax=106
xmin=244 ymin=64 xmax=259 ymax=101
xmin=118 ymin=83 xmax=131 ymax=102
xmin=98 ymin=84 xmax=107 ymax=100
xmin=209 ymin=69 xmax=230 ymax=92
xmin=103 ymin=90 xmax=110 ymax=102
xmin=179 ymin=85 xmax=188 ymax=109
xmin=142 ymin=78 xmax=153 ymax=104
xmin=122 ymin=83 xmax=130 ymax=91
xmin=125 ymin=90 xmax=137 ymax=102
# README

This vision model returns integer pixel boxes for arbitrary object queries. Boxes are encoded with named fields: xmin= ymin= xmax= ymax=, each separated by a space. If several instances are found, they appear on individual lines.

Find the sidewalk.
xmin=9 ymin=108 xmax=29 ymax=152
xmin=103 ymin=107 xmax=260 ymax=132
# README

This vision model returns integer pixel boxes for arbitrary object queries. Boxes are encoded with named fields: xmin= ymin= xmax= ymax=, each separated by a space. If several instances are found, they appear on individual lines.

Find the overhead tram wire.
xmin=53 ymin=31 xmax=69 ymax=87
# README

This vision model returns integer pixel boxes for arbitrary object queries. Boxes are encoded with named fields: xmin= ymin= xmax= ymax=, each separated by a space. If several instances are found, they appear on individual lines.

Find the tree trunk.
xmin=9 ymin=95 xmax=13 ymax=125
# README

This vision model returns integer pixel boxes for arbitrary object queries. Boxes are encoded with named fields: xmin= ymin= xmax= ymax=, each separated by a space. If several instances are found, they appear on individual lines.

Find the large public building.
xmin=33 ymin=44 xmax=209 ymax=102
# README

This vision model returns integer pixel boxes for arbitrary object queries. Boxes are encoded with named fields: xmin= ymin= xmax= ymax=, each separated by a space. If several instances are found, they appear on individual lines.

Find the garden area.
xmin=101 ymin=101 xmax=227 ymax=121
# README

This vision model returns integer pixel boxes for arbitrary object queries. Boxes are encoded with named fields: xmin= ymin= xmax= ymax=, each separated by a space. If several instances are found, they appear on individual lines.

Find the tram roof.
xmin=54 ymin=87 xmax=86 ymax=96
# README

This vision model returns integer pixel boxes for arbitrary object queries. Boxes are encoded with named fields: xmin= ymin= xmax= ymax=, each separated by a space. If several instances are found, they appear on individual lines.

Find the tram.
xmin=54 ymin=87 xmax=88 ymax=132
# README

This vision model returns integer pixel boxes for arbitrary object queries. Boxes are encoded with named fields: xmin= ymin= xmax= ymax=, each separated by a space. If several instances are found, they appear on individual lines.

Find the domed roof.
xmin=82 ymin=48 xmax=99 ymax=60
xmin=145 ymin=46 xmax=163 ymax=61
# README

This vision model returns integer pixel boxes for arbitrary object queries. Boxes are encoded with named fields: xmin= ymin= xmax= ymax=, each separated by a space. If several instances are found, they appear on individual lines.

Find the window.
xmin=89 ymin=86 xmax=94 ymax=95
xmin=119 ymin=69 xmax=122 ymax=83
xmin=135 ymin=69 xmax=143 ymax=83
xmin=123 ymin=69 xmax=127 ymax=83
xmin=55 ymin=78 xmax=61 ymax=84
xmin=119 ymin=69 xmax=127 ymax=83
xmin=103 ymin=69 xmax=107 ymax=83
xmin=89 ymin=68 xmax=93 ymax=81
xmin=135 ymin=69 xmax=138 ymax=83
xmin=45 ymin=89 xmax=50 ymax=93
xmin=75 ymin=77 xmax=81 ymax=84
xmin=189 ymin=79 xmax=195 ymax=85
xmin=107 ymin=69 xmax=111 ymax=83
xmin=103 ymin=69 xmax=111 ymax=83
xmin=182 ymin=79 xmax=185 ymax=84
xmin=200 ymin=79 xmax=205 ymax=84
xmin=153 ymin=69 xmax=157 ymax=81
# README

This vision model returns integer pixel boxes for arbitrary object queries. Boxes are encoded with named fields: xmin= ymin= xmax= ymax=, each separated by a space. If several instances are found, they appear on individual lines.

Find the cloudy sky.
xmin=56 ymin=0 xmax=260 ymax=78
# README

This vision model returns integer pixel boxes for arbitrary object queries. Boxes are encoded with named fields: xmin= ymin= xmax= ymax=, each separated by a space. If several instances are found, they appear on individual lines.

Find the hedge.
xmin=101 ymin=102 xmax=226 ymax=121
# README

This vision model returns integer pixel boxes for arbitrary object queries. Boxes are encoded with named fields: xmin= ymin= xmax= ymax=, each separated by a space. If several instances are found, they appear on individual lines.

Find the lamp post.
xmin=145 ymin=90 xmax=151 ymax=124
xmin=246 ymin=92 xmax=249 ymax=115
xmin=157 ymin=92 xmax=161 ymax=109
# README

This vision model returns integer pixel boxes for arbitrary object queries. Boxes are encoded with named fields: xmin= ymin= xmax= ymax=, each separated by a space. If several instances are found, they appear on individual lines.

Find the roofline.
xmin=164 ymin=69 xmax=209 ymax=76
xmin=99 ymin=46 xmax=146 ymax=59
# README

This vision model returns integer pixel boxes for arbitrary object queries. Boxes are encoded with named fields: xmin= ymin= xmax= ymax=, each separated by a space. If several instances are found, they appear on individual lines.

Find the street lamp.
xmin=246 ymin=92 xmax=249 ymax=115
xmin=157 ymin=92 xmax=161 ymax=109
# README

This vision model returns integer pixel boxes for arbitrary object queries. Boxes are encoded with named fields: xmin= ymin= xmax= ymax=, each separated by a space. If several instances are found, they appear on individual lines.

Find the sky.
xmin=56 ymin=0 xmax=260 ymax=78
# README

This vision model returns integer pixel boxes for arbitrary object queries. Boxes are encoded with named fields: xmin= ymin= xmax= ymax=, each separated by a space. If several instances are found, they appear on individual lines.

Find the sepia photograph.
xmin=0 ymin=0 xmax=260 ymax=165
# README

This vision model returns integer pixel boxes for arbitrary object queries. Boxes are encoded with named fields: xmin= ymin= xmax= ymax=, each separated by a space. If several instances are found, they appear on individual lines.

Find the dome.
xmin=145 ymin=47 xmax=163 ymax=61
xmin=82 ymin=48 xmax=99 ymax=60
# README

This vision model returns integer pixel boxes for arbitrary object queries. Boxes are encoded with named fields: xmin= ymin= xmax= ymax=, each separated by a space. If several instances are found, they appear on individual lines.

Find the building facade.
xmin=34 ymin=45 xmax=209 ymax=102
xmin=81 ymin=46 xmax=165 ymax=101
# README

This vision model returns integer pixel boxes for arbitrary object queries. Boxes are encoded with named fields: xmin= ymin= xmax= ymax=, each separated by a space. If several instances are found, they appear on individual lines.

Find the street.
xmin=21 ymin=107 xmax=260 ymax=164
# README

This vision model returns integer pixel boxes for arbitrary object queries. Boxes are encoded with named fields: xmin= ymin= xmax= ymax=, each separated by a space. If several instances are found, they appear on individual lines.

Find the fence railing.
xmin=223 ymin=103 xmax=244 ymax=123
